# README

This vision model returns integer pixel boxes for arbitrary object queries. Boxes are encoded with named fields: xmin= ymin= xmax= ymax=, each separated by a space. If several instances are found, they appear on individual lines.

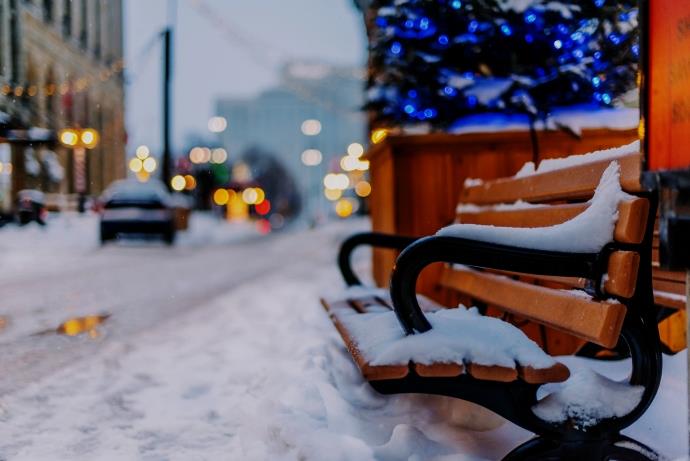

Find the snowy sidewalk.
xmin=0 ymin=220 xmax=686 ymax=460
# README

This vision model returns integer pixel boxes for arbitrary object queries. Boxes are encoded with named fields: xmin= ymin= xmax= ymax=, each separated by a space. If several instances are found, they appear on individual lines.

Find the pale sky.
xmin=124 ymin=0 xmax=366 ymax=156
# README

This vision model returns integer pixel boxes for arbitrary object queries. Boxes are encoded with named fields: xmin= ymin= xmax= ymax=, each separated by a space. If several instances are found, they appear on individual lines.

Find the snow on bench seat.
xmin=322 ymin=289 xmax=570 ymax=384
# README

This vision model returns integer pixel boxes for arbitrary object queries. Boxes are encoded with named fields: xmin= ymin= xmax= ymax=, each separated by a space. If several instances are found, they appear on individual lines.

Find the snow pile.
xmin=515 ymin=140 xmax=639 ymax=178
xmin=335 ymin=305 xmax=557 ymax=370
xmin=438 ymin=161 xmax=629 ymax=252
xmin=532 ymin=368 xmax=644 ymax=429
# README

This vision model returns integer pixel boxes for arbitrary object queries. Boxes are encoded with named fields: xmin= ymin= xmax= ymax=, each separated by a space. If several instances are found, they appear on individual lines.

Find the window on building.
xmin=43 ymin=0 xmax=52 ymax=22
xmin=79 ymin=0 xmax=86 ymax=49
xmin=62 ymin=0 xmax=71 ymax=37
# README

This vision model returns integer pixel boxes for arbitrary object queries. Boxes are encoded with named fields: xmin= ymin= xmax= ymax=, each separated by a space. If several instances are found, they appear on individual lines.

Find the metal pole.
xmin=162 ymin=27 xmax=172 ymax=191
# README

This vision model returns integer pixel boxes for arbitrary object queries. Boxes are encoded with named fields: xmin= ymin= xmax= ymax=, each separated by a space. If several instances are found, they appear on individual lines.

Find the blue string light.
xmin=390 ymin=42 xmax=402 ymax=55
xmin=438 ymin=35 xmax=449 ymax=45
xmin=553 ymin=39 xmax=563 ymax=49
xmin=450 ymin=0 xmax=462 ymax=10
xmin=500 ymin=24 xmax=512 ymax=36
xmin=592 ymin=76 xmax=601 ymax=87
xmin=524 ymin=12 xmax=537 ymax=23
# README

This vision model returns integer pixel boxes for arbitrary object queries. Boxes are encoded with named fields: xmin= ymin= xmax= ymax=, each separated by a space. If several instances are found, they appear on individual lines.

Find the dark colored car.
xmin=99 ymin=180 xmax=176 ymax=245
xmin=17 ymin=189 xmax=47 ymax=226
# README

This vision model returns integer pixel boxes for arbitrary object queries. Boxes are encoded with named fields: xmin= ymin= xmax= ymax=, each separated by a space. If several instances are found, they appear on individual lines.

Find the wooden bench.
xmin=323 ymin=148 xmax=664 ymax=460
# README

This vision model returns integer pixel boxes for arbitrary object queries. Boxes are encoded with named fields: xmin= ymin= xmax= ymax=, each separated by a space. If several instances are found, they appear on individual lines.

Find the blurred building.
xmin=0 ymin=0 xmax=125 ymax=212
xmin=215 ymin=61 xmax=366 ymax=221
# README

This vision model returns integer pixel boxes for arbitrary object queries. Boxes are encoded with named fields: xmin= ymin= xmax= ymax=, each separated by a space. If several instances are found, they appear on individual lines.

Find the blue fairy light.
xmin=438 ymin=35 xmax=449 ymax=45
xmin=594 ymin=50 xmax=603 ymax=60
xmin=553 ymin=39 xmax=563 ymax=49
xmin=375 ymin=17 xmax=387 ymax=28
xmin=608 ymin=33 xmax=621 ymax=45
xmin=468 ymin=20 xmax=478 ymax=32
xmin=405 ymin=19 xmax=414 ymax=28
xmin=443 ymin=86 xmax=456 ymax=96
xmin=423 ymin=108 xmax=434 ymax=118
xmin=594 ymin=0 xmax=605 ymax=6
xmin=573 ymin=49 xmax=584 ymax=59
xmin=601 ymin=93 xmax=612 ymax=104
xmin=557 ymin=24 xmax=569 ymax=34
xmin=390 ymin=42 xmax=403 ymax=55
xmin=525 ymin=34 xmax=534 ymax=43
xmin=632 ymin=44 xmax=640 ymax=56
xmin=408 ymin=90 xmax=418 ymax=98
xmin=450 ymin=0 xmax=462 ymax=9
xmin=592 ymin=76 xmax=601 ymax=87
xmin=524 ymin=12 xmax=537 ymax=24
xmin=419 ymin=18 xmax=430 ymax=30
xmin=463 ymin=72 xmax=474 ymax=79
xmin=404 ymin=104 xmax=415 ymax=114
xmin=466 ymin=95 xmax=478 ymax=107
xmin=500 ymin=24 xmax=512 ymax=36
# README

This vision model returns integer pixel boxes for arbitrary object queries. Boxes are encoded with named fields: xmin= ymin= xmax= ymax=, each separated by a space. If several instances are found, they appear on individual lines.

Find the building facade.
xmin=0 ymin=0 xmax=125 ymax=212
xmin=215 ymin=61 xmax=366 ymax=221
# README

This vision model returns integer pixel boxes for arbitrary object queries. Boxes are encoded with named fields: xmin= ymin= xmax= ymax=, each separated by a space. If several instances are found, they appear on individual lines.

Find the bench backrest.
xmin=439 ymin=150 xmax=651 ymax=350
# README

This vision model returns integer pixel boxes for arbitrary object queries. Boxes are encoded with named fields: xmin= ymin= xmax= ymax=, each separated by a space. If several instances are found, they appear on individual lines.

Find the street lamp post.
xmin=59 ymin=128 xmax=99 ymax=213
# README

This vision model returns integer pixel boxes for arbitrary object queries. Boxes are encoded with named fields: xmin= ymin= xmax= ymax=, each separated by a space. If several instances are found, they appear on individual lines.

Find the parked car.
xmin=16 ymin=189 xmax=47 ymax=226
xmin=98 ymin=180 xmax=176 ymax=245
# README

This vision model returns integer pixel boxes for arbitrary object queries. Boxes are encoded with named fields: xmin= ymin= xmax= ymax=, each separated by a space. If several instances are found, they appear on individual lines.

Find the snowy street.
xmin=0 ymin=214 xmax=687 ymax=460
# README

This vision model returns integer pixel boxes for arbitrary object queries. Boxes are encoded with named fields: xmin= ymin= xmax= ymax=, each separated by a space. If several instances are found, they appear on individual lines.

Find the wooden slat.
xmin=440 ymin=267 xmax=627 ymax=348
xmin=653 ymin=279 xmax=687 ymax=296
xmin=414 ymin=363 xmax=464 ymax=378
xmin=460 ymin=152 xmax=642 ymax=205
xmin=604 ymin=251 xmax=640 ymax=299
xmin=654 ymin=292 xmax=686 ymax=310
xmin=457 ymin=198 xmax=649 ymax=245
xmin=322 ymin=298 xmax=570 ymax=384
xmin=653 ymin=268 xmax=687 ymax=283
xmin=322 ymin=300 xmax=410 ymax=381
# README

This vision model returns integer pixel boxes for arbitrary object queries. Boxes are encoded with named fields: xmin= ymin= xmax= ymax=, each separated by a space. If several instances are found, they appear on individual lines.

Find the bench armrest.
xmin=390 ymin=235 xmax=599 ymax=334
xmin=338 ymin=232 xmax=419 ymax=286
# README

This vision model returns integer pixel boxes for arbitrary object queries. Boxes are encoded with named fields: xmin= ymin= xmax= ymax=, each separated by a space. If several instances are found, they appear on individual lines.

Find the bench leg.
xmin=502 ymin=433 xmax=662 ymax=461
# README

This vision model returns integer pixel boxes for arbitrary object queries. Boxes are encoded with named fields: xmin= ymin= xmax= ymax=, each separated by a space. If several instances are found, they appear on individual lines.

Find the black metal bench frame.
xmin=335 ymin=194 xmax=663 ymax=460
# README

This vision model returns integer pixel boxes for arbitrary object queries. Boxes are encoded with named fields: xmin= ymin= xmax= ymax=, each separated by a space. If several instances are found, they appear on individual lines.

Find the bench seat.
xmin=322 ymin=291 xmax=570 ymax=385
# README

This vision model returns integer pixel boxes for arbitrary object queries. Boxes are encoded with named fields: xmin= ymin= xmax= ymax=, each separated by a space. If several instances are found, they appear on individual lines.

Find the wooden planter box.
xmin=367 ymin=128 xmax=638 ymax=304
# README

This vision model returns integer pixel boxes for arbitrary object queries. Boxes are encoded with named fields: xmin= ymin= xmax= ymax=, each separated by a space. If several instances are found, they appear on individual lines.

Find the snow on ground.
xmin=0 ymin=211 xmax=257 ymax=283
xmin=0 ymin=220 xmax=686 ymax=460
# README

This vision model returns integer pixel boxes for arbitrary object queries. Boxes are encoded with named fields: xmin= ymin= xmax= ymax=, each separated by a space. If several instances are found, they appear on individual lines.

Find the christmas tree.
xmin=366 ymin=0 xmax=639 ymax=130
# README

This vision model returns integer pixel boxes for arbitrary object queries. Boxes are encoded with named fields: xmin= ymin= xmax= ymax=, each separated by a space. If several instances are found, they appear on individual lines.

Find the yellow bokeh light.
xmin=128 ymin=157 xmax=143 ymax=173
xmin=340 ymin=155 xmax=358 ymax=172
xmin=324 ymin=188 xmax=342 ymax=201
xmin=211 ymin=148 xmax=228 ymax=164
xmin=171 ymin=175 xmax=186 ymax=191
xmin=335 ymin=198 xmax=353 ymax=218
xmin=142 ymin=157 xmax=157 ymax=173
xmin=356 ymin=160 xmax=370 ymax=171
xmin=81 ymin=129 xmax=99 ymax=148
xmin=184 ymin=175 xmax=197 ymax=190
xmin=242 ymin=188 xmax=259 ymax=205
xmin=355 ymin=181 xmax=372 ymax=198
xmin=213 ymin=188 xmax=230 ymax=206
xmin=136 ymin=170 xmax=150 ymax=182
xmin=347 ymin=143 xmax=364 ymax=158
xmin=59 ymin=129 xmax=78 ymax=147
xmin=136 ymin=145 xmax=150 ymax=159
xmin=370 ymin=128 xmax=388 ymax=144
xmin=301 ymin=119 xmax=322 ymax=136
xmin=254 ymin=187 xmax=265 ymax=205
xmin=301 ymin=149 xmax=322 ymax=166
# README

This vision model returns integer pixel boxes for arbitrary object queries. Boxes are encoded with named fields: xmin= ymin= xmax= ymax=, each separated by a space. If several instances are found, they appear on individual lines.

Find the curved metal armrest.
xmin=390 ymin=235 xmax=599 ymax=335
xmin=338 ymin=232 xmax=419 ymax=286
